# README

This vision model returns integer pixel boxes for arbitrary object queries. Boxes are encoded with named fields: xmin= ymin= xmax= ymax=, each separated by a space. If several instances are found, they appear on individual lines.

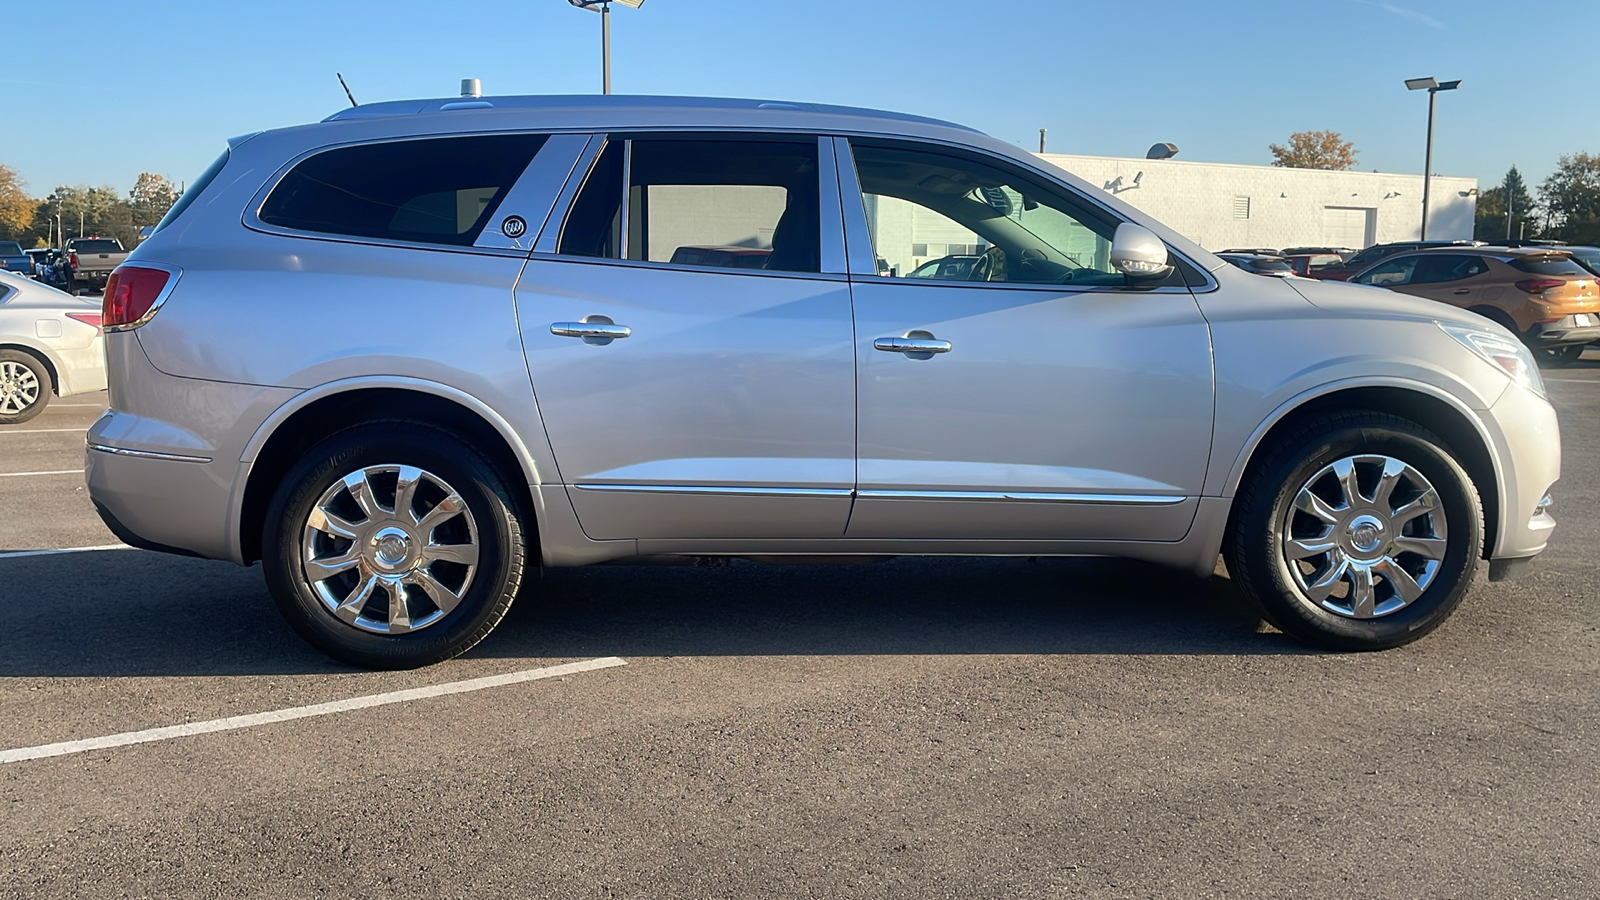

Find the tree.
xmin=1538 ymin=152 xmax=1600 ymax=246
xmin=1269 ymin=131 xmax=1358 ymax=170
xmin=129 ymin=172 xmax=181 ymax=229
xmin=1474 ymin=166 xmax=1538 ymax=241
xmin=38 ymin=184 xmax=141 ymax=249
xmin=0 ymin=164 xmax=38 ymax=243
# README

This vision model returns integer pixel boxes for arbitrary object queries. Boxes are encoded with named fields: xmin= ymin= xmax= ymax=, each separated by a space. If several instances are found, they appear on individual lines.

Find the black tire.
xmin=263 ymin=422 xmax=529 ymax=669
xmin=1537 ymin=344 xmax=1585 ymax=368
xmin=1224 ymin=411 xmax=1483 ymax=651
xmin=0 ymin=349 xmax=52 ymax=425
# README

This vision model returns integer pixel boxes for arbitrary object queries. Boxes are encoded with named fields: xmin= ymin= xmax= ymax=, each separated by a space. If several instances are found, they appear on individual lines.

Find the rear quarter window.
xmin=1510 ymin=256 xmax=1590 ymax=276
xmin=258 ymin=134 xmax=548 ymax=246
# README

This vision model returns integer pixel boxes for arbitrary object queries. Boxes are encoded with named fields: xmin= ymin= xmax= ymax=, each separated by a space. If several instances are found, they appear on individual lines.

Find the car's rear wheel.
xmin=0 ymin=350 xmax=50 ymax=425
xmin=263 ymin=422 xmax=528 ymax=669
xmin=1225 ymin=411 xmax=1482 ymax=651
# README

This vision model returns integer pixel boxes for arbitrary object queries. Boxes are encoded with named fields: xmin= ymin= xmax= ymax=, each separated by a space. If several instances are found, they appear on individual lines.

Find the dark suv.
xmin=1317 ymin=241 xmax=1482 ymax=282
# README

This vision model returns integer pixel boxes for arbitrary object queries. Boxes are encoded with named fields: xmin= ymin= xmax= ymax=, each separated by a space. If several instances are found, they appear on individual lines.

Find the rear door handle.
xmin=874 ymin=329 xmax=951 ymax=360
xmin=551 ymin=315 xmax=630 ymax=345
xmin=1452 ymin=288 xmax=1471 ymax=295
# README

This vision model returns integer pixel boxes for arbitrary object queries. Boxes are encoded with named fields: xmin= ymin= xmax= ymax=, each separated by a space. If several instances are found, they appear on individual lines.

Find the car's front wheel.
xmin=0 ymin=349 xmax=51 ymax=425
xmin=263 ymin=422 xmax=529 ymax=669
xmin=1225 ymin=411 xmax=1483 ymax=651
xmin=1538 ymin=344 xmax=1585 ymax=367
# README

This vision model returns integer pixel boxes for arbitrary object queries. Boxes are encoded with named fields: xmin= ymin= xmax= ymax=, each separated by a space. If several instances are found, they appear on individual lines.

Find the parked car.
xmin=0 ymin=241 xmax=31 ymax=277
xmin=23 ymin=248 xmax=54 ymax=278
xmin=1349 ymin=247 xmax=1600 ymax=364
xmin=88 ymin=95 xmax=1560 ymax=668
xmin=907 ymin=254 xmax=983 ymax=280
xmin=1218 ymin=253 xmax=1294 ymax=277
xmin=667 ymin=245 xmax=772 ymax=269
xmin=0 ymin=270 xmax=107 ymax=424
xmin=1315 ymin=241 xmax=1483 ymax=282
xmin=63 ymin=237 xmax=130 ymax=291
xmin=1285 ymin=253 xmax=1347 ymax=279
xmin=1281 ymin=246 xmax=1356 ymax=261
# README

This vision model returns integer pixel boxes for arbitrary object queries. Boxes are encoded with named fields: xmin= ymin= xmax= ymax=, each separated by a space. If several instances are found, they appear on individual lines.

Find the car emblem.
xmin=501 ymin=215 xmax=527 ymax=239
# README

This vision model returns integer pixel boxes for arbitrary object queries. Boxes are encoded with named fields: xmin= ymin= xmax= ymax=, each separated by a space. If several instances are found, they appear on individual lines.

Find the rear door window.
xmin=557 ymin=136 xmax=821 ymax=273
xmin=1410 ymin=254 xmax=1482 ymax=284
xmin=259 ymin=134 xmax=548 ymax=246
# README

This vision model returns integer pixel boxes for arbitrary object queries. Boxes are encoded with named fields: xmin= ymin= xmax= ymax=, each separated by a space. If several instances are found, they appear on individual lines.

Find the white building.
xmin=1036 ymin=153 xmax=1476 ymax=254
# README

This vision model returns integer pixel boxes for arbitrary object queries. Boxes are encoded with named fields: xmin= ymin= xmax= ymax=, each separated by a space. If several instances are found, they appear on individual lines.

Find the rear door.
xmin=837 ymin=138 xmax=1214 ymax=541
xmin=1405 ymin=253 xmax=1489 ymax=308
xmin=515 ymin=134 xmax=857 ymax=540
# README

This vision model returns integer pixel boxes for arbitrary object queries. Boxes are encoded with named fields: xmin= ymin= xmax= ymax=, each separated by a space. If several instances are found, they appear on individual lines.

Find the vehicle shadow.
xmin=0 ymin=551 xmax=1310 ymax=678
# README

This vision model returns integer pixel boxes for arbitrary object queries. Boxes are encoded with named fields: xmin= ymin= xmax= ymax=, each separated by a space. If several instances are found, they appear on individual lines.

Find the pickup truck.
xmin=64 ymin=237 xmax=130 ymax=291
xmin=0 ymin=241 xmax=31 ymax=276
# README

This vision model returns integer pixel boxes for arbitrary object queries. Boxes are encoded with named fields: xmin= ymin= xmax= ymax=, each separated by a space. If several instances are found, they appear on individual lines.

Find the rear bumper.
xmin=85 ymin=444 xmax=238 ymax=561
xmin=1528 ymin=315 xmax=1600 ymax=346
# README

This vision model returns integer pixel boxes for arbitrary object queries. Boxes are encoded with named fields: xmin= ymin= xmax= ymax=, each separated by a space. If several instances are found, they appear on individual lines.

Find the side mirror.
xmin=1110 ymin=223 xmax=1173 ymax=281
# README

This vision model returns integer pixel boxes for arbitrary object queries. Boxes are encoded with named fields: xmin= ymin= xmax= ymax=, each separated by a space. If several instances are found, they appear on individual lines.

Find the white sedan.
xmin=0 ymin=270 xmax=106 ymax=424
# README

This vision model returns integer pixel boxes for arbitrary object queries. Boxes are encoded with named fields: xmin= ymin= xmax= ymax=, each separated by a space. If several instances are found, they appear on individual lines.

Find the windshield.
xmin=0 ymin=242 xmax=24 ymax=257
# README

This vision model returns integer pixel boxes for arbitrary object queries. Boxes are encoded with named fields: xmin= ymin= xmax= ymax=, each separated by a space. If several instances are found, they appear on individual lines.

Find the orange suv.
xmin=1351 ymin=247 xmax=1600 ymax=364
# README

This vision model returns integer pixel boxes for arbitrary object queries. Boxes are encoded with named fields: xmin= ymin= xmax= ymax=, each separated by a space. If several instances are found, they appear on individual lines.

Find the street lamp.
xmin=1405 ymin=76 xmax=1461 ymax=240
xmin=567 ymin=0 xmax=645 ymax=95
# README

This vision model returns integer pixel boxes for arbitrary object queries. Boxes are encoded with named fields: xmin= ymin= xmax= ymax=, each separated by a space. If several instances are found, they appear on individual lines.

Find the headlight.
xmin=1438 ymin=321 xmax=1546 ymax=399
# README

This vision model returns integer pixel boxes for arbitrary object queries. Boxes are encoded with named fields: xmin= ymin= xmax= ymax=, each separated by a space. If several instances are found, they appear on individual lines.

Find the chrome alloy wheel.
xmin=301 ymin=464 xmax=480 ymax=634
xmin=0 ymin=360 xmax=41 ymax=416
xmin=1281 ymin=455 xmax=1448 ymax=619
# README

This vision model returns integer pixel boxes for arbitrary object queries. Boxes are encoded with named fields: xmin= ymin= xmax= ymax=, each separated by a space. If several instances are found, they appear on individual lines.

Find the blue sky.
xmin=1 ymin=0 xmax=1590 ymax=198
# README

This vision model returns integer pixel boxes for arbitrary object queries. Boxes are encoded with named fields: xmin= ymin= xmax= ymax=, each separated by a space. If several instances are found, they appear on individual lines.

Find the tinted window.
xmin=153 ymin=149 xmax=229 ymax=236
xmin=260 ymin=134 xmax=547 ymax=246
xmin=851 ymin=142 xmax=1126 ymax=287
xmin=71 ymin=239 xmax=122 ymax=253
xmin=1346 ymin=245 xmax=1405 ymax=269
xmin=1568 ymin=249 xmax=1600 ymax=275
xmin=559 ymin=137 xmax=820 ymax=273
xmin=1411 ymin=254 xmax=1485 ymax=284
xmin=1510 ymin=256 xmax=1590 ymax=276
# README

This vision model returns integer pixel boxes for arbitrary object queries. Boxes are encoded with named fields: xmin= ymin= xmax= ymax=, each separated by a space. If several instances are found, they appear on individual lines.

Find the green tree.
xmin=1269 ymin=131 xmax=1358 ymax=170
xmin=1474 ymin=166 xmax=1538 ymax=241
xmin=1538 ymin=152 xmax=1600 ymax=245
xmin=40 ymin=184 xmax=140 ymax=249
xmin=128 ymin=172 xmax=181 ymax=230
xmin=0 ymin=164 xmax=38 ymax=243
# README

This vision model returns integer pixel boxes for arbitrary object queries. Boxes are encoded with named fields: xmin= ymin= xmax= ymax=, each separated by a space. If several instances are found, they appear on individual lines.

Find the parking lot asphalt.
xmin=1 ymin=359 xmax=1597 ymax=899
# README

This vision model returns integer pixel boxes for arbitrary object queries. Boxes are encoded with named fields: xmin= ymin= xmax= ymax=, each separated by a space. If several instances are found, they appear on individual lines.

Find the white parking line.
xmin=0 ymin=544 xmax=132 ymax=560
xmin=0 ymin=470 xmax=79 ymax=478
xmin=0 ymin=657 xmax=628 ymax=765
xmin=0 ymin=428 xmax=84 ymax=435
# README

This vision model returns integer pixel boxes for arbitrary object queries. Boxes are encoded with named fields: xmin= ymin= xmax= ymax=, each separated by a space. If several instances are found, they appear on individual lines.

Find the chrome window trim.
xmin=522 ymin=253 xmax=850 ymax=283
xmin=87 ymin=442 xmax=212 ymax=464
xmin=473 ymin=133 xmax=592 ymax=252
xmin=242 ymin=130 xmax=564 ymax=257
xmin=856 ymin=489 xmax=1187 ymax=506
xmin=573 ymin=484 xmax=853 ymax=498
xmin=534 ymin=134 xmax=609 ymax=254
xmin=833 ymin=135 xmax=1219 ymax=295
xmin=102 ymin=261 xmax=183 ymax=333
xmin=618 ymin=139 xmax=633 ymax=261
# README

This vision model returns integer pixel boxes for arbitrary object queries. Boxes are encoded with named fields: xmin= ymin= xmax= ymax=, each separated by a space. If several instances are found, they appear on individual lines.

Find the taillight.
xmin=1515 ymin=279 xmax=1565 ymax=295
xmin=65 ymin=313 xmax=103 ymax=332
xmin=69 ymin=252 xmax=78 ymax=267
xmin=102 ymin=266 xmax=173 ymax=330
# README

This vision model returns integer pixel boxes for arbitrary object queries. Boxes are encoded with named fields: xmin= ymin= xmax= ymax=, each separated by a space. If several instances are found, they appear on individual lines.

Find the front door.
xmin=838 ymin=139 xmax=1215 ymax=541
xmin=516 ymin=134 xmax=857 ymax=540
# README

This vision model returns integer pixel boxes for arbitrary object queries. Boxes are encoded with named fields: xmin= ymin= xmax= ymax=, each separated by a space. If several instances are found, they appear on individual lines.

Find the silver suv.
xmin=87 ymin=96 xmax=1560 ymax=668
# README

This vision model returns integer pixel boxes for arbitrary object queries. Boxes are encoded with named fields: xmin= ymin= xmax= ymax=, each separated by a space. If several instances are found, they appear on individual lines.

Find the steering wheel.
xmin=967 ymin=246 xmax=1006 ymax=283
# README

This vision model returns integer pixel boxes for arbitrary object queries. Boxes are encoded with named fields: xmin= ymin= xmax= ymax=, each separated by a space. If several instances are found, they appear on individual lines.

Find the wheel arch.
xmin=237 ymin=380 xmax=543 ymax=565
xmin=0 ymin=342 xmax=60 ymax=394
xmin=1224 ymin=382 xmax=1504 ymax=560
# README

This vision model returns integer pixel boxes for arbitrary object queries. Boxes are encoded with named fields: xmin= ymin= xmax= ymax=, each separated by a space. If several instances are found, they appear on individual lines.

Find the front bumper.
xmin=1481 ymin=383 xmax=1560 ymax=571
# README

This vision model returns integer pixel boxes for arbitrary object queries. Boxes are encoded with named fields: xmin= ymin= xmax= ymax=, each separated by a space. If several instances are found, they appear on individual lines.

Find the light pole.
xmin=1404 ymin=76 xmax=1461 ymax=241
xmin=567 ymin=0 xmax=645 ymax=95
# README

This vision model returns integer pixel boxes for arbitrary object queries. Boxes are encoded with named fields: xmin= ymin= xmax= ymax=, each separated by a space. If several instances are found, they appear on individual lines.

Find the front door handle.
xmin=874 ymin=330 xmax=951 ymax=360
xmin=551 ymin=315 xmax=631 ymax=345
xmin=1452 ymin=288 xmax=1471 ymax=295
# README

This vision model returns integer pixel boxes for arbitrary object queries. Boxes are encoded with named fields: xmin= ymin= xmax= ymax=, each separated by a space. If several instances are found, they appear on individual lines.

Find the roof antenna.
xmin=336 ymin=72 xmax=358 ymax=107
